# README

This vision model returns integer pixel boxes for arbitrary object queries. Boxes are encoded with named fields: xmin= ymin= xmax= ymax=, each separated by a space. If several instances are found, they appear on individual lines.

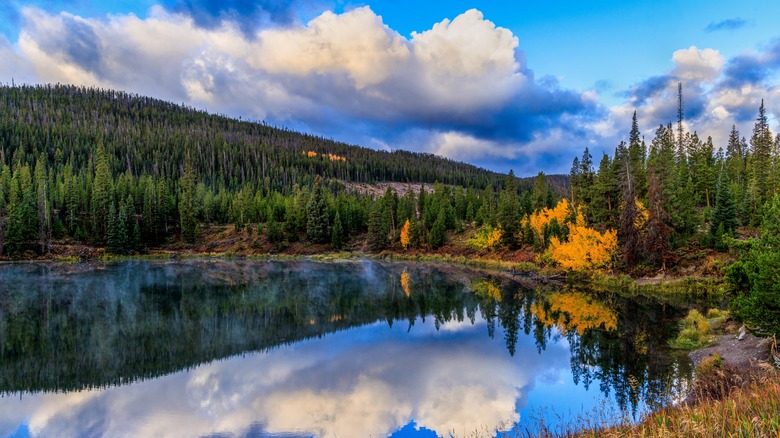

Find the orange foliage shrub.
xmin=532 ymin=292 xmax=617 ymax=335
xmin=526 ymin=198 xmax=572 ymax=246
xmin=302 ymin=151 xmax=346 ymax=162
xmin=546 ymin=221 xmax=618 ymax=271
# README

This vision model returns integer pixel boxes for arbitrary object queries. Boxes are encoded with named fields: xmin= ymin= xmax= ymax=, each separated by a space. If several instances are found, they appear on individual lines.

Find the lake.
xmin=0 ymin=260 xmax=693 ymax=437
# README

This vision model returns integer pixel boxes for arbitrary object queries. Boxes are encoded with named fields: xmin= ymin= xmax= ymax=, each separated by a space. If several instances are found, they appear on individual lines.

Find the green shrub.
xmin=670 ymin=309 xmax=713 ymax=349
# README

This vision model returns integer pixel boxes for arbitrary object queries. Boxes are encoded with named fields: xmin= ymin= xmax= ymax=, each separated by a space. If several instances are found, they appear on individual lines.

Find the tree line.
xmin=566 ymin=84 xmax=780 ymax=334
xmin=0 ymin=84 xmax=559 ymax=257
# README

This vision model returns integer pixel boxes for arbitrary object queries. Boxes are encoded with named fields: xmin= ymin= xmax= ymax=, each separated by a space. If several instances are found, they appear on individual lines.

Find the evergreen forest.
xmin=0 ymin=83 xmax=778 ymax=333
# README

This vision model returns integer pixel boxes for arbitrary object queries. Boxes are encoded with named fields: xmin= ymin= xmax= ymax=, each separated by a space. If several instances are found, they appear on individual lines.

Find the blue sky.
xmin=2 ymin=0 xmax=780 ymax=176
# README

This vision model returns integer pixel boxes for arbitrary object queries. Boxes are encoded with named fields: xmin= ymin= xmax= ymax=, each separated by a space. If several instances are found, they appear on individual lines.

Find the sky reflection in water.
xmin=0 ymin=260 xmax=690 ymax=437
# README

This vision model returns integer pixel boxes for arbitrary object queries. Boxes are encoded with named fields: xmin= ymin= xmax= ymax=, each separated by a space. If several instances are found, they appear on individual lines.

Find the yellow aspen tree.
xmin=400 ymin=219 xmax=411 ymax=250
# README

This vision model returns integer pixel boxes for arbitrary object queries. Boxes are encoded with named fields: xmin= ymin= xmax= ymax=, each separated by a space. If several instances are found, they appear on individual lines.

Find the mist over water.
xmin=0 ymin=260 xmax=693 ymax=437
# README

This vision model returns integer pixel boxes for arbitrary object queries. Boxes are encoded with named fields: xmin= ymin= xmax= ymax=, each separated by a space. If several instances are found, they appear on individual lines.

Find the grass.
xmin=376 ymin=252 xmax=543 ymax=273
xmin=577 ymin=362 xmax=780 ymax=437
xmin=670 ymin=309 xmax=714 ymax=349
xmin=471 ymin=357 xmax=779 ymax=438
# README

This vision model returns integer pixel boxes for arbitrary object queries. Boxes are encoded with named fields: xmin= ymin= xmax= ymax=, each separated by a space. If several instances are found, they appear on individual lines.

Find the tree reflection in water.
xmin=0 ymin=260 xmax=692 ymax=416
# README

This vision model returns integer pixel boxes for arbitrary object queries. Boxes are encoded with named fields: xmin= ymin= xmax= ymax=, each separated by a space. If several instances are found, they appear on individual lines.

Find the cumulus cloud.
xmin=671 ymin=46 xmax=724 ymax=82
xmin=0 ymin=5 xmax=596 ymax=175
xmin=596 ymin=39 xmax=780 ymax=160
xmin=0 ymin=318 xmax=573 ymax=438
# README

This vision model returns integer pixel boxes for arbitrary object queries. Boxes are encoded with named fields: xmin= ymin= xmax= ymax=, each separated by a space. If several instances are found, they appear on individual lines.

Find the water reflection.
xmin=0 ymin=260 xmax=693 ymax=437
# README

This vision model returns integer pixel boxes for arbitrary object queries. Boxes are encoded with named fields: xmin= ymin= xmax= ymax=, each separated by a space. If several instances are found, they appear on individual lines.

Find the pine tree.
xmin=578 ymin=147 xmax=595 ymax=216
xmin=570 ymin=157 xmax=581 ymax=204
xmin=6 ymin=164 xmax=36 ymax=256
xmin=748 ymin=100 xmax=774 ymax=223
xmin=0 ymin=164 xmax=9 ymax=254
xmin=408 ymin=218 xmax=420 ymax=248
xmin=591 ymin=153 xmax=619 ymax=228
xmin=106 ymin=202 xmax=121 ymax=253
xmin=617 ymin=141 xmax=641 ymax=265
xmin=266 ymin=206 xmax=283 ymax=244
xmin=645 ymin=165 xmax=673 ymax=269
xmin=725 ymin=125 xmax=745 ymax=186
xmin=91 ymin=141 xmax=111 ymax=243
xmin=670 ymin=146 xmax=698 ymax=242
xmin=497 ymin=170 xmax=520 ymax=248
xmin=34 ymin=154 xmax=51 ymax=254
xmin=762 ymin=194 xmax=780 ymax=245
xmin=367 ymin=202 xmax=388 ymax=251
xmin=532 ymin=172 xmax=547 ymax=211
xmin=117 ymin=201 xmax=129 ymax=253
xmin=331 ymin=211 xmax=344 ymax=249
xmin=307 ymin=175 xmax=330 ymax=243
xmin=179 ymin=154 xmax=198 ymax=244
xmin=711 ymin=170 xmax=739 ymax=248
xmin=714 ymin=174 xmax=739 ymax=236
xmin=429 ymin=208 xmax=446 ymax=250
xmin=628 ymin=111 xmax=647 ymax=199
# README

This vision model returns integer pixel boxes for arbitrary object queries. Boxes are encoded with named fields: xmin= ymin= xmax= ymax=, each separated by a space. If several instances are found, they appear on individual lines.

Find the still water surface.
xmin=0 ymin=260 xmax=693 ymax=437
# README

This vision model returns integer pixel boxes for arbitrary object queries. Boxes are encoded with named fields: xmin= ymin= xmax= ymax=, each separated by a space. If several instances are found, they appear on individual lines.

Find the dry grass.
xmin=582 ymin=373 xmax=780 ymax=437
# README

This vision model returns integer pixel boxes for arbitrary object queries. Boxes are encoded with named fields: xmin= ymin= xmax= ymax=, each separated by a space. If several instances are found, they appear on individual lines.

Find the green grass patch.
xmin=670 ymin=309 xmax=714 ymax=349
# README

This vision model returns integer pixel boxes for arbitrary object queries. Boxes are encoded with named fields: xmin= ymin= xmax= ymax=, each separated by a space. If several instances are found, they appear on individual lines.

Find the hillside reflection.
xmin=0 ymin=260 xmax=693 ymax=436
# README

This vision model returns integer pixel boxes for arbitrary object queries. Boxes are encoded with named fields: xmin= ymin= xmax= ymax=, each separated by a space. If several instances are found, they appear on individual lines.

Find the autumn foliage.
xmin=400 ymin=269 xmax=411 ymax=297
xmin=532 ymin=292 xmax=618 ymax=335
xmin=302 ymin=150 xmax=347 ymax=162
xmin=400 ymin=219 xmax=411 ymax=249
xmin=546 ymin=214 xmax=618 ymax=271
xmin=467 ymin=225 xmax=503 ymax=250
xmin=526 ymin=198 xmax=572 ymax=247
xmin=472 ymin=280 xmax=502 ymax=301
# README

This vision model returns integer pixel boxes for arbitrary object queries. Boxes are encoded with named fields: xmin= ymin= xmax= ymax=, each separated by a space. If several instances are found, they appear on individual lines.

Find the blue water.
xmin=0 ymin=260 xmax=692 ymax=437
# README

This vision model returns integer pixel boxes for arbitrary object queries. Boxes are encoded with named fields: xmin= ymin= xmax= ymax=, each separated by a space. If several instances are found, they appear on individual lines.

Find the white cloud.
xmin=255 ymin=7 xmax=411 ymax=89
xmin=0 ymin=318 xmax=573 ymax=438
xmin=0 ymin=5 xmax=591 ymax=173
xmin=429 ymin=131 xmax=520 ymax=160
xmin=671 ymin=46 xmax=724 ymax=82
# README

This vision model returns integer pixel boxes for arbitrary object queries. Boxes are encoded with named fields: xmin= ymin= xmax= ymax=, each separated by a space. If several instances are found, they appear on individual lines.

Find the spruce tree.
xmin=591 ymin=153 xmax=619 ymax=228
xmin=179 ymin=154 xmax=198 ymax=244
xmin=746 ymin=101 xmax=774 ymax=224
xmin=617 ymin=141 xmax=641 ymax=265
xmin=711 ymin=171 xmax=739 ymax=244
xmin=628 ymin=111 xmax=647 ymax=199
xmin=307 ymin=175 xmax=330 ymax=243
xmin=578 ymin=147 xmax=595 ymax=215
xmin=331 ymin=211 xmax=344 ymax=249
xmin=367 ymin=202 xmax=388 ymax=251
xmin=34 ymin=154 xmax=51 ymax=254
xmin=266 ymin=207 xmax=283 ymax=244
xmin=91 ymin=141 xmax=111 ymax=243
xmin=117 ymin=201 xmax=129 ymax=253
xmin=645 ymin=165 xmax=673 ymax=269
xmin=497 ymin=170 xmax=520 ymax=248
xmin=429 ymin=208 xmax=446 ymax=250
xmin=106 ymin=202 xmax=121 ymax=254
xmin=6 ymin=164 xmax=36 ymax=256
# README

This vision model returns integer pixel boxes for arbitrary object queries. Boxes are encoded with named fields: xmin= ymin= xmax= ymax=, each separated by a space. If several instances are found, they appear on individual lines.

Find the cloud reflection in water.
xmin=0 ymin=314 xmax=575 ymax=438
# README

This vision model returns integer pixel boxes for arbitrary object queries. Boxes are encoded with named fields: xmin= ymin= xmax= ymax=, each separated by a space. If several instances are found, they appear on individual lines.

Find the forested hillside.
xmin=0 ymin=84 xmax=560 ymax=258
xmin=559 ymin=86 xmax=780 ymax=335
